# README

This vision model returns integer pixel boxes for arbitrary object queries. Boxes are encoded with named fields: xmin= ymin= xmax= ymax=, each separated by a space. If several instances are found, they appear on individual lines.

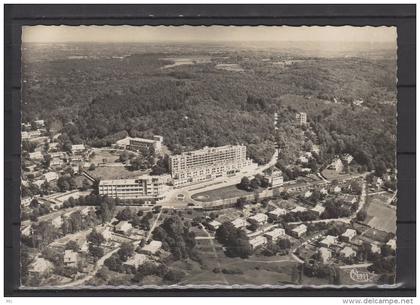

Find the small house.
xmin=341 ymin=229 xmax=357 ymax=242
xmin=140 ymin=240 xmax=162 ymax=255
xmin=268 ymin=208 xmax=287 ymax=220
xmin=208 ymin=220 xmax=222 ymax=231
xmin=319 ymin=235 xmax=338 ymax=248
xmin=231 ymin=218 xmax=248 ymax=229
xmin=249 ymin=236 xmax=267 ymax=250
xmin=264 ymin=228 xmax=286 ymax=242
xmin=318 ymin=247 xmax=332 ymax=264
xmin=340 ymin=246 xmax=356 ymax=258
xmin=115 ymin=221 xmax=132 ymax=235
xmin=248 ymin=213 xmax=268 ymax=226
xmin=63 ymin=250 xmax=78 ymax=267
xmin=291 ymin=224 xmax=307 ymax=238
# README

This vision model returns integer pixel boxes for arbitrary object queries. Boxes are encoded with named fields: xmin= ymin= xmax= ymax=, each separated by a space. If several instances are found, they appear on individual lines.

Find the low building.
xmin=373 ymin=177 xmax=384 ymax=189
xmin=320 ymin=188 xmax=328 ymax=195
xmin=249 ymin=236 xmax=267 ymax=250
xmin=386 ymin=238 xmax=396 ymax=251
xmin=48 ymin=142 xmax=59 ymax=151
xmin=115 ymin=221 xmax=132 ymax=235
xmin=318 ymin=247 xmax=332 ymax=264
xmin=100 ymin=227 xmax=113 ymax=241
xmin=370 ymin=244 xmax=382 ymax=254
xmin=291 ymin=206 xmax=307 ymax=213
xmin=248 ymin=213 xmax=268 ymax=226
xmin=319 ymin=235 xmax=338 ymax=248
xmin=268 ymin=170 xmax=284 ymax=187
xmin=80 ymin=206 xmax=95 ymax=216
xmin=291 ymin=224 xmax=307 ymax=238
xmin=34 ymin=119 xmax=45 ymax=127
xmin=28 ymin=257 xmax=54 ymax=276
xmin=116 ymin=136 xmax=163 ymax=153
xmin=231 ymin=218 xmax=248 ymax=229
xmin=264 ymin=228 xmax=286 ymax=242
xmin=300 ymin=167 xmax=311 ymax=174
xmin=268 ymin=208 xmax=287 ymax=220
xmin=311 ymin=145 xmax=320 ymax=155
xmin=50 ymin=158 xmax=64 ymax=167
xmin=311 ymin=205 xmax=325 ymax=216
xmin=330 ymin=186 xmax=342 ymax=194
xmin=32 ymin=179 xmax=44 ymax=188
xmin=140 ymin=240 xmax=162 ymax=255
xmin=304 ymin=191 xmax=312 ymax=198
xmin=21 ymin=226 xmax=32 ymax=237
xmin=328 ymin=157 xmax=344 ymax=173
xmin=340 ymin=246 xmax=356 ymax=258
xmin=28 ymin=151 xmax=43 ymax=160
xmin=207 ymin=220 xmax=222 ymax=231
xmin=63 ymin=250 xmax=78 ymax=267
xmin=341 ymin=229 xmax=357 ymax=242
xmin=298 ymin=156 xmax=309 ymax=164
xmin=123 ymin=253 xmax=148 ymax=269
xmin=342 ymin=154 xmax=354 ymax=164
xmin=353 ymin=99 xmax=364 ymax=106
xmin=51 ymin=216 xmax=63 ymax=229
xmin=71 ymin=144 xmax=86 ymax=154
xmin=43 ymin=172 xmax=59 ymax=182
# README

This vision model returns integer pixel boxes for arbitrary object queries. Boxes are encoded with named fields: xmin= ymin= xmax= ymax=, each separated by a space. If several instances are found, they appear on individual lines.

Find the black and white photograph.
xmin=17 ymin=24 xmax=401 ymax=290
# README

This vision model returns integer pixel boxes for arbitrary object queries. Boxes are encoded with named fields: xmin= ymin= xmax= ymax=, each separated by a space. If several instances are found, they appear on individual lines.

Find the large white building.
xmin=98 ymin=174 xmax=171 ymax=201
xmin=115 ymin=136 xmax=163 ymax=153
xmin=169 ymin=145 xmax=257 ymax=187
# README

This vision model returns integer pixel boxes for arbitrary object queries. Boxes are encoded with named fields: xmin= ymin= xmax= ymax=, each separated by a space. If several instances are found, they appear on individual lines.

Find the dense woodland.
xmin=22 ymin=44 xmax=397 ymax=170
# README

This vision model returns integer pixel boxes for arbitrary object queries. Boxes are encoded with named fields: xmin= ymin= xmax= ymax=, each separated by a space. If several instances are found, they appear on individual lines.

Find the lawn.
xmin=90 ymin=149 xmax=120 ymax=165
xmin=191 ymin=185 xmax=256 ymax=202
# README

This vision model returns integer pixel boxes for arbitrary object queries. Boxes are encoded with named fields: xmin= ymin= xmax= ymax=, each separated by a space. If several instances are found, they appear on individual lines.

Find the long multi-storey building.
xmin=115 ymin=135 xmax=163 ymax=153
xmin=169 ymin=145 xmax=257 ymax=187
xmin=98 ymin=174 xmax=170 ymax=201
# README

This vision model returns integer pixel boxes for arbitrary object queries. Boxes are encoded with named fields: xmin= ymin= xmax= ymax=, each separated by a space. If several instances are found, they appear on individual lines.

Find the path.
xmin=145 ymin=208 xmax=164 ymax=242
xmin=199 ymin=224 xmax=229 ymax=285
xmin=56 ymin=246 xmax=121 ymax=288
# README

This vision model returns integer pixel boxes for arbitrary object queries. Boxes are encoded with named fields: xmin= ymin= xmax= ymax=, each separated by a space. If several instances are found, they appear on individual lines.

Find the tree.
xmin=88 ymin=163 xmax=96 ymax=171
xmin=116 ymin=207 xmax=133 ymax=221
xmin=87 ymin=228 xmax=105 ymax=246
xmin=41 ymin=154 xmax=51 ymax=169
xmin=88 ymin=244 xmax=104 ymax=261
xmin=278 ymin=238 xmax=292 ymax=250
xmin=81 ymin=179 xmax=91 ymax=191
xmin=235 ymin=197 xmax=247 ymax=209
xmin=57 ymin=176 xmax=70 ymax=192
xmin=356 ymin=210 xmax=368 ymax=222
xmin=65 ymin=240 xmax=80 ymax=252
xmin=215 ymin=222 xmax=252 ymax=258
xmin=117 ymin=242 xmax=134 ymax=262
xmin=238 ymin=176 xmax=251 ymax=191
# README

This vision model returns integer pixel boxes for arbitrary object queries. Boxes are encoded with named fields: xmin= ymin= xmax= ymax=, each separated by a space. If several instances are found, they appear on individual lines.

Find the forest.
xmin=21 ymin=44 xmax=397 ymax=169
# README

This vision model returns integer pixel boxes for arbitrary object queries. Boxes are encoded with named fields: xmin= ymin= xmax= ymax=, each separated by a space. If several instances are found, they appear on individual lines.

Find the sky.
xmin=22 ymin=25 xmax=397 ymax=44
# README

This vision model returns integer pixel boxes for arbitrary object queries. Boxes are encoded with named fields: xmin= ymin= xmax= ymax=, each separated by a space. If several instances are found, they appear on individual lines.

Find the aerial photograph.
xmin=20 ymin=26 xmax=397 ymax=289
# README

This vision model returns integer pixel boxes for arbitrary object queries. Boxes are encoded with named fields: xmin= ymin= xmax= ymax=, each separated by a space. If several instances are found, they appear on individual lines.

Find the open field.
xmin=89 ymin=165 xmax=148 ymax=180
xmin=180 ymin=238 xmax=299 ymax=286
xmin=364 ymin=193 xmax=396 ymax=233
